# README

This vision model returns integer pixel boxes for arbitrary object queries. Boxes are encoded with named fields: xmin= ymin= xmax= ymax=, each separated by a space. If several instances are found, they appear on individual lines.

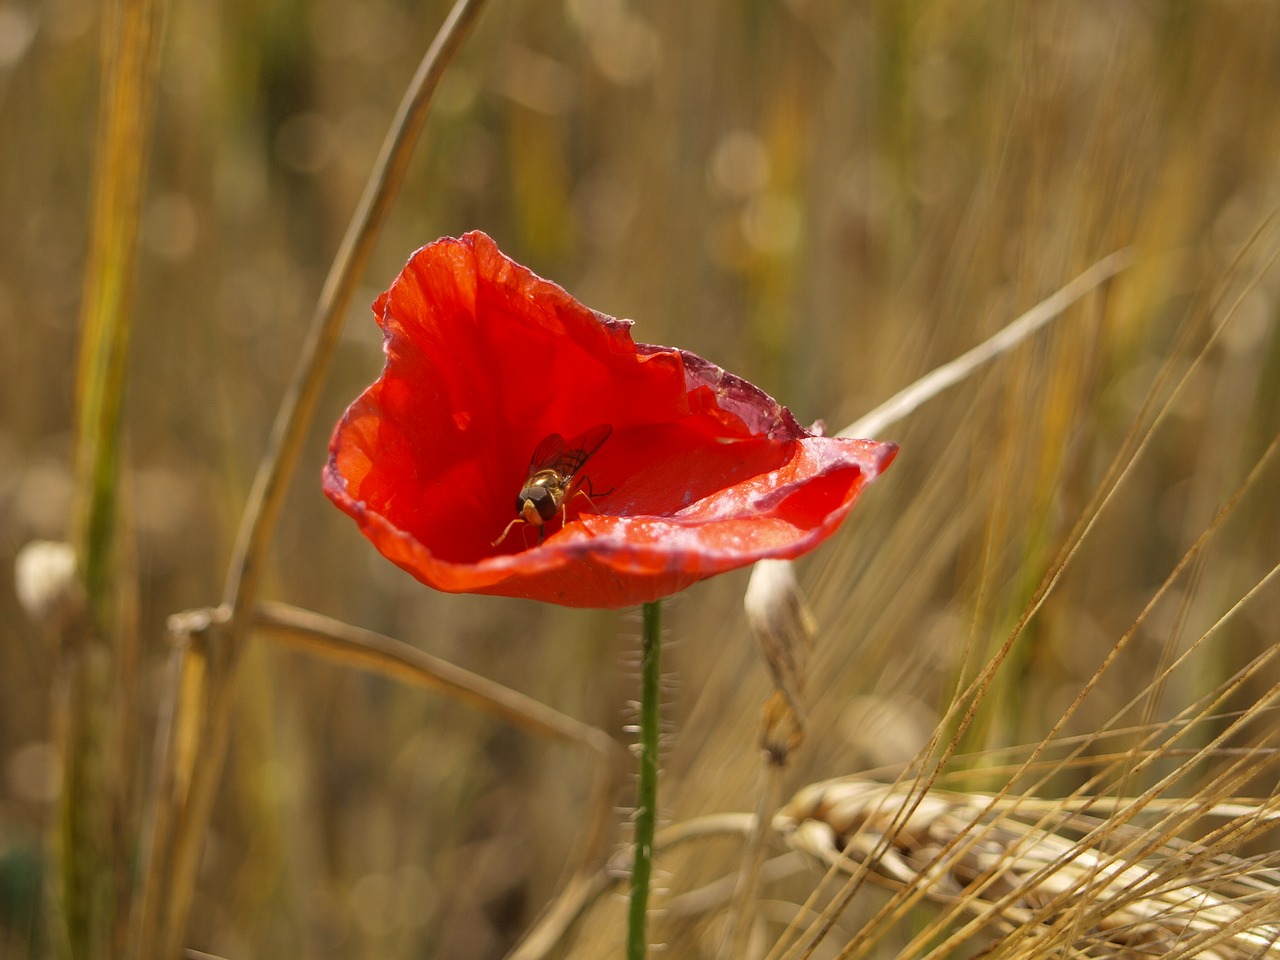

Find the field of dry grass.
xmin=2 ymin=1 xmax=1279 ymax=958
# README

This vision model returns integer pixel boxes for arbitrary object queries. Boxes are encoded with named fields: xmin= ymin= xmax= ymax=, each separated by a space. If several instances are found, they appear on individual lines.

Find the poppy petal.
xmin=324 ymin=231 xmax=897 ymax=608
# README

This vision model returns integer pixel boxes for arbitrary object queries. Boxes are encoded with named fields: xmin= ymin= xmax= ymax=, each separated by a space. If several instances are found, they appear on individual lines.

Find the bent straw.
xmin=764 ymin=223 xmax=1280 ymax=959
xmin=254 ymin=600 xmax=625 ymax=869
xmin=840 ymin=248 xmax=1134 ymax=441
xmin=137 ymin=3 xmax=490 ymax=957
xmin=731 ymin=250 xmax=1133 ymax=952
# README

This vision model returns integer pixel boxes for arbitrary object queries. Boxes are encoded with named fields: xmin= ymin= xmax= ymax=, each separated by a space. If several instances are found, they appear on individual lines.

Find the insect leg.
xmin=491 ymin=517 xmax=526 ymax=547
xmin=581 ymin=476 xmax=615 ymax=499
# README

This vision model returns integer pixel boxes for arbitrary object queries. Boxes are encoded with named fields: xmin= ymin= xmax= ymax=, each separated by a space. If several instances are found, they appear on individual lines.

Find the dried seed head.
xmin=746 ymin=561 xmax=815 ymax=696
xmin=746 ymin=559 xmax=817 ymax=764
xmin=775 ymin=777 xmax=1280 ymax=959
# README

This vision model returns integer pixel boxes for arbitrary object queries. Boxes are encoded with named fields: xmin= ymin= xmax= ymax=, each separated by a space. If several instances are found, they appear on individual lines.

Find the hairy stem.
xmin=629 ymin=599 xmax=663 ymax=960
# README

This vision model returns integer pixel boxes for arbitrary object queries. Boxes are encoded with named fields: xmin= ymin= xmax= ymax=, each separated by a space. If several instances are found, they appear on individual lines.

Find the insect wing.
xmin=526 ymin=433 xmax=566 ymax=476
xmin=550 ymin=423 xmax=612 ymax=481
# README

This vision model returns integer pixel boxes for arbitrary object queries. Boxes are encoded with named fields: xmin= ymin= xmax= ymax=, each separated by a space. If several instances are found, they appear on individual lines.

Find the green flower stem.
xmin=628 ymin=599 xmax=662 ymax=960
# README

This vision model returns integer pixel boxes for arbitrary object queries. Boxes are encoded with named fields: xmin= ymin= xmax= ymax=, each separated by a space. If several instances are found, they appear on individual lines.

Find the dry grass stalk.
xmin=11 ymin=3 xmax=1277 ymax=956
xmin=775 ymin=776 xmax=1280 ymax=960
xmin=731 ymin=252 xmax=1137 ymax=958
xmin=133 ymin=3 xmax=491 ymax=956
xmin=725 ymin=561 xmax=819 ymax=956
xmin=775 ymin=547 xmax=1280 ymax=960
xmin=756 ymin=413 xmax=1280 ymax=960
xmin=254 ymin=600 xmax=626 ymax=869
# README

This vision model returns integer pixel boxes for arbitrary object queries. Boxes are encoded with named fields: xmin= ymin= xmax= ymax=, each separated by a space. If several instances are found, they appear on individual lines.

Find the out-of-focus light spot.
xmin=1219 ymin=286 xmax=1272 ymax=354
xmin=256 ymin=759 xmax=300 ymax=806
xmin=566 ymin=0 xmax=660 ymax=86
xmin=350 ymin=872 xmax=396 ymax=937
xmin=590 ymin=17 xmax=659 ymax=85
xmin=6 ymin=742 xmax=61 ymax=804
xmin=143 ymin=193 xmax=199 ymax=261
xmin=275 ymin=111 xmax=335 ymax=175
xmin=394 ymin=864 xmax=435 ymax=927
xmin=709 ymin=131 xmax=770 ymax=197
xmin=0 ymin=5 xmax=36 ymax=68
xmin=564 ymin=0 xmax=624 ymax=34
xmin=45 ymin=0 xmax=92 ymax=42
xmin=837 ymin=154 xmax=893 ymax=228
xmin=1212 ymin=193 xmax=1261 ymax=255
xmin=492 ymin=45 xmax=575 ymax=115
xmin=161 ymin=16 xmax=216 ymax=102
xmin=741 ymin=192 xmax=802 ymax=257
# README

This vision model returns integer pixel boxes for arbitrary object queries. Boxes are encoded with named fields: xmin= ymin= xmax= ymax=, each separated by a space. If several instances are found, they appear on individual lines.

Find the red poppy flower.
xmin=324 ymin=231 xmax=897 ymax=609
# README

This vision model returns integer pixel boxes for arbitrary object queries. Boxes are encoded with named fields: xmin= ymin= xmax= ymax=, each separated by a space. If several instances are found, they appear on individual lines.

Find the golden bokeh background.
xmin=2 ymin=1 xmax=1279 ymax=957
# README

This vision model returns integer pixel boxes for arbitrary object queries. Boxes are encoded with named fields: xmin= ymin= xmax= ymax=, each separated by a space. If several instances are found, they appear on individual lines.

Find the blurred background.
xmin=2 ymin=0 xmax=1279 ymax=957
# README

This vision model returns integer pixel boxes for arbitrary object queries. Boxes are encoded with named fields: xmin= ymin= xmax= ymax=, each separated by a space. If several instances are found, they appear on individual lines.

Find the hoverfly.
xmin=492 ymin=423 xmax=613 ymax=547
